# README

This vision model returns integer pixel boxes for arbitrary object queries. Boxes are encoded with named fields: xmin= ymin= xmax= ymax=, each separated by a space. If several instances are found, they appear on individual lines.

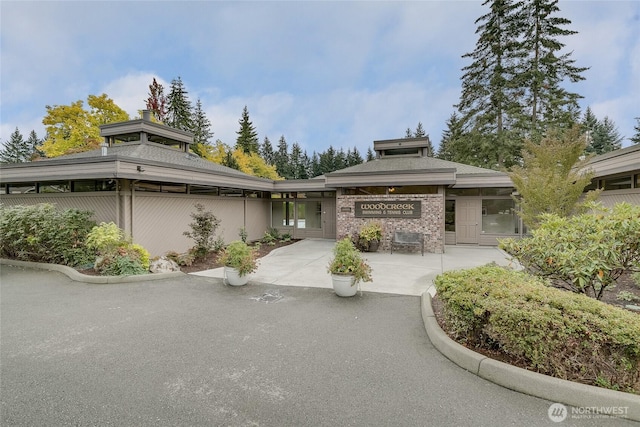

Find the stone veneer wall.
xmin=336 ymin=194 xmax=445 ymax=254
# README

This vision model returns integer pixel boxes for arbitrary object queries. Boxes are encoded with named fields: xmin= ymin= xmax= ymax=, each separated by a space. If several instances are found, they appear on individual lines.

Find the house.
xmin=2 ymin=113 xmax=638 ymax=256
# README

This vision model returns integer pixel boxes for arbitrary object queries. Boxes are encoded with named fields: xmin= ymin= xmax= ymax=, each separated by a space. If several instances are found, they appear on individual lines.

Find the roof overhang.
xmin=273 ymin=178 xmax=335 ymax=192
xmin=100 ymin=120 xmax=193 ymax=144
xmin=0 ymin=156 xmax=274 ymax=191
xmin=450 ymin=173 xmax=513 ymax=188
xmin=587 ymin=144 xmax=640 ymax=177
xmin=325 ymin=168 xmax=456 ymax=187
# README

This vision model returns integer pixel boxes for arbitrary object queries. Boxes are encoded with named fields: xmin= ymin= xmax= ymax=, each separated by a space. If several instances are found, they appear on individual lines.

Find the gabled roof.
xmin=327 ymin=156 xmax=504 ymax=176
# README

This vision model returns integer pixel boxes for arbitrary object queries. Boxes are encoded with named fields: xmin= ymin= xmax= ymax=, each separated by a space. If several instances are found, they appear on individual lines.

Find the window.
xmin=445 ymin=200 xmax=455 ymax=232
xmin=297 ymin=201 xmax=322 ymax=229
xmin=389 ymin=185 xmax=437 ymax=194
xmin=481 ymin=199 xmax=518 ymax=234
xmin=481 ymin=187 xmax=513 ymax=196
xmin=73 ymin=180 xmax=117 ymax=192
xmin=272 ymin=201 xmax=294 ymax=227
xmin=602 ymin=176 xmax=632 ymax=191
xmin=7 ymin=182 xmax=36 ymax=194
xmin=447 ymin=188 xmax=479 ymax=196
xmin=189 ymin=185 xmax=219 ymax=195
xmin=39 ymin=181 xmax=70 ymax=193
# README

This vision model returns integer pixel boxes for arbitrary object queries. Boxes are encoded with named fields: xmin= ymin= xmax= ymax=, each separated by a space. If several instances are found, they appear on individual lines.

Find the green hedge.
xmin=0 ymin=204 xmax=96 ymax=267
xmin=435 ymin=265 xmax=640 ymax=393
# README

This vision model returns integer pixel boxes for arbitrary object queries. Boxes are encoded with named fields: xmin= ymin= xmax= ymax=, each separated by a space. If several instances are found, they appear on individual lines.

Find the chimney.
xmin=142 ymin=110 xmax=151 ymax=121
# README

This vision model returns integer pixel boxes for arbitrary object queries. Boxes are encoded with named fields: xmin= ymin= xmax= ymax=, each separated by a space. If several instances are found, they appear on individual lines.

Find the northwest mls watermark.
xmin=548 ymin=403 xmax=629 ymax=422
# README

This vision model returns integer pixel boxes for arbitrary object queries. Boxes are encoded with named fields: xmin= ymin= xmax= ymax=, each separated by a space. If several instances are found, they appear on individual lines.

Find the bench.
xmin=391 ymin=231 xmax=424 ymax=256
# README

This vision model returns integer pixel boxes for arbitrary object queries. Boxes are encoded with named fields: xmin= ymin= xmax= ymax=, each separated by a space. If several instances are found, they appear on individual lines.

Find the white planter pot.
xmin=331 ymin=274 xmax=357 ymax=297
xmin=224 ymin=266 xmax=249 ymax=286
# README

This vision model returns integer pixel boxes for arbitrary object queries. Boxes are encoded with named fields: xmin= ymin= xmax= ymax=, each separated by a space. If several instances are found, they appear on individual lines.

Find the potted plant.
xmin=327 ymin=237 xmax=373 ymax=297
xmin=218 ymin=240 xmax=258 ymax=286
xmin=358 ymin=221 xmax=383 ymax=252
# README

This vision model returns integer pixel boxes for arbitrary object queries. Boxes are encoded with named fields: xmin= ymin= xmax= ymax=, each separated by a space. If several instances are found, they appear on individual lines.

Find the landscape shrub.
xmin=183 ymin=204 xmax=221 ymax=259
xmin=87 ymin=222 xmax=150 ymax=275
xmin=435 ymin=265 xmax=640 ymax=393
xmin=0 ymin=203 xmax=95 ymax=266
xmin=500 ymin=202 xmax=640 ymax=299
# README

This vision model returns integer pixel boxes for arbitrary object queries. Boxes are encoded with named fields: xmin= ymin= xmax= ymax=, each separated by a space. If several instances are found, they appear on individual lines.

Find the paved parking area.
xmin=2 ymin=265 xmax=630 ymax=426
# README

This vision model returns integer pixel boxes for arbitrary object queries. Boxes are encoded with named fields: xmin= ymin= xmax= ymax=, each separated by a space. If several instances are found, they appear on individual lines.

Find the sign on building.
xmin=354 ymin=200 xmax=421 ymax=218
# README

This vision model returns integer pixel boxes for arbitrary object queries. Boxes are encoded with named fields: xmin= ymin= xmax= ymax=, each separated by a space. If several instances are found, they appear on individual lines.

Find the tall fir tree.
xmin=260 ymin=136 xmax=275 ymax=165
xmin=404 ymin=127 xmax=413 ymax=138
xmin=235 ymin=106 xmax=259 ymax=154
xmin=26 ymin=130 xmax=43 ymax=160
xmin=515 ymin=0 xmax=588 ymax=137
xmin=190 ymin=98 xmax=213 ymax=157
xmin=366 ymin=147 xmax=376 ymax=161
xmin=346 ymin=146 xmax=363 ymax=166
xmin=0 ymin=128 xmax=30 ymax=163
xmin=145 ymin=77 xmax=168 ymax=123
xmin=290 ymin=142 xmax=309 ymax=179
xmin=166 ymin=77 xmax=192 ymax=131
xmin=456 ymin=0 xmax=523 ymax=169
xmin=274 ymin=135 xmax=292 ymax=179
xmin=437 ymin=113 xmax=464 ymax=161
xmin=582 ymin=108 xmax=622 ymax=154
xmin=631 ymin=117 xmax=640 ymax=145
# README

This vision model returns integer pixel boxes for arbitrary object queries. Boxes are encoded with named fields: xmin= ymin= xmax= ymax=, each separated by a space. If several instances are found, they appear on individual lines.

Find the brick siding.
xmin=337 ymin=194 xmax=444 ymax=253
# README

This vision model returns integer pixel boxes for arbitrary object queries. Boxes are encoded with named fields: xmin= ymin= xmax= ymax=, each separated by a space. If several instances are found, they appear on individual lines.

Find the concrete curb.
xmin=421 ymin=291 xmax=640 ymax=422
xmin=0 ymin=259 xmax=186 ymax=284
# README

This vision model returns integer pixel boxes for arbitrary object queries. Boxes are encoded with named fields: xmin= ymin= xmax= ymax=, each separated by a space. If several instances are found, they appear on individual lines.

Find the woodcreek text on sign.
xmin=354 ymin=201 xmax=422 ymax=218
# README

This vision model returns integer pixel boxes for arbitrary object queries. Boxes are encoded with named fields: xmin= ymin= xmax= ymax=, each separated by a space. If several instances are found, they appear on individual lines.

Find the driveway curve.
xmin=1 ymin=266 xmax=633 ymax=426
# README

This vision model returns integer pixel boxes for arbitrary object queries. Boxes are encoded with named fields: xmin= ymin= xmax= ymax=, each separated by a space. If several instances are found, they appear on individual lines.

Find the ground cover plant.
xmin=435 ymin=265 xmax=640 ymax=393
xmin=0 ymin=203 xmax=96 ymax=266
xmin=500 ymin=202 xmax=640 ymax=300
xmin=86 ymin=222 xmax=150 ymax=276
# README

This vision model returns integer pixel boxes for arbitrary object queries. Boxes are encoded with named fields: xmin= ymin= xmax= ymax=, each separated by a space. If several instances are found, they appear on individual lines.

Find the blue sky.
xmin=1 ymin=1 xmax=639 ymax=156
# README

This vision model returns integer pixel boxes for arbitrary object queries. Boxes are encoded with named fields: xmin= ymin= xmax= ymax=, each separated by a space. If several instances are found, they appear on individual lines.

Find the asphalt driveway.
xmin=1 ymin=266 xmax=633 ymax=426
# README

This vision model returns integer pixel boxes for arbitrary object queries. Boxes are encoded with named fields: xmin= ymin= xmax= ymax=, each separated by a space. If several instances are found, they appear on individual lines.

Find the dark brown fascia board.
xmin=100 ymin=120 xmax=193 ymax=143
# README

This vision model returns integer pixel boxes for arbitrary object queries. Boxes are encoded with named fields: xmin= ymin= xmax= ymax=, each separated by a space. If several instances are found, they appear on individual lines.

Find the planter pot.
xmin=224 ymin=266 xmax=249 ymax=286
xmin=367 ymin=240 xmax=380 ymax=252
xmin=331 ymin=274 xmax=358 ymax=297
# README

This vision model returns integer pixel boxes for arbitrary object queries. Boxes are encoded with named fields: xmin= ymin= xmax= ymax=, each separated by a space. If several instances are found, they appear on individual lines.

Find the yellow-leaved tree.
xmin=41 ymin=94 xmax=129 ymax=157
xmin=198 ymin=141 xmax=281 ymax=180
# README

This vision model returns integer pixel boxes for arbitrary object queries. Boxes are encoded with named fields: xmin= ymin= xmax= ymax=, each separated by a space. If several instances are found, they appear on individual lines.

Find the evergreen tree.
xmin=310 ymin=152 xmax=322 ymax=177
xmin=235 ymin=106 xmax=259 ymax=154
xmin=166 ymin=77 xmax=192 ymax=131
xmin=515 ymin=0 xmax=588 ymax=136
xmin=190 ymin=98 xmax=214 ymax=157
xmin=26 ymin=130 xmax=44 ymax=160
xmin=290 ymin=142 xmax=309 ymax=179
xmin=366 ymin=147 xmax=376 ymax=161
xmin=274 ymin=135 xmax=292 ymax=179
xmin=414 ymin=122 xmax=426 ymax=137
xmin=0 ymin=128 xmax=30 ymax=163
xmin=346 ymin=146 xmax=363 ymax=166
xmin=631 ymin=117 xmax=640 ymax=145
xmin=145 ymin=77 xmax=168 ymax=123
xmin=437 ymin=113 xmax=464 ymax=161
xmin=456 ymin=0 xmax=523 ymax=169
xmin=404 ymin=127 xmax=413 ymax=138
xmin=260 ymin=136 xmax=275 ymax=165
xmin=582 ymin=108 xmax=622 ymax=154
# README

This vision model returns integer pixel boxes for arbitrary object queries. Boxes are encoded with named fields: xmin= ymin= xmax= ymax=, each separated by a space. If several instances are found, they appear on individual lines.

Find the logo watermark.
xmin=548 ymin=403 xmax=629 ymax=422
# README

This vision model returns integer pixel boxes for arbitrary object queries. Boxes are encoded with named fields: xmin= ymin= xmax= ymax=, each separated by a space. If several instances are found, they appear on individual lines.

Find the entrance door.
xmin=322 ymin=199 xmax=336 ymax=239
xmin=456 ymin=199 xmax=481 ymax=244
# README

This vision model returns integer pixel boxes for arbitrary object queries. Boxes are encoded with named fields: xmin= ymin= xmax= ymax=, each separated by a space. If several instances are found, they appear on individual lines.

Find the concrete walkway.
xmin=192 ymin=239 xmax=517 ymax=296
